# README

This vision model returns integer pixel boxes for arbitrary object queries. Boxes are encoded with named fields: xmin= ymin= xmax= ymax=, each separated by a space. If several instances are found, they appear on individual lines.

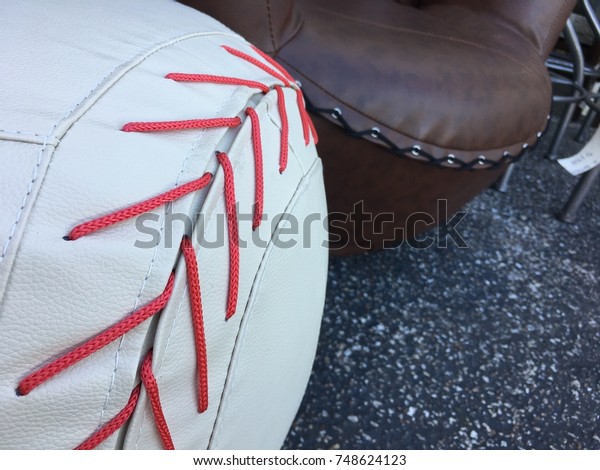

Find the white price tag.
xmin=558 ymin=126 xmax=600 ymax=176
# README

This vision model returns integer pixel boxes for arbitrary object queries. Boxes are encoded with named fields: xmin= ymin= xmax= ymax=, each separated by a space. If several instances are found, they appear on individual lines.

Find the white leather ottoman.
xmin=0 ymin=0 xmax=328 ymax=450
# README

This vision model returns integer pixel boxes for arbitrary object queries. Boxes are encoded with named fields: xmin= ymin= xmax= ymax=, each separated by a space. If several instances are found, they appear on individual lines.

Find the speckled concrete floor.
xmin=283 ymin=112 xmax=600 ymax=450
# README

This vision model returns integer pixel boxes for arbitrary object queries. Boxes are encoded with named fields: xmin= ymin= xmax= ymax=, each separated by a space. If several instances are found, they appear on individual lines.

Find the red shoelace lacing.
xmin=15 ymin=43 xmax=317 ymax=450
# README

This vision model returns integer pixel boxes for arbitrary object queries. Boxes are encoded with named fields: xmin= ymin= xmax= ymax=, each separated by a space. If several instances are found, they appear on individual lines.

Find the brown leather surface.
xmin=314 ymin=113 xmax=506 ymax=255
xmin=276 ymin=0 xmax=566 ymax=164
xmin=178 ymin=0 xmax=575 ymax=254
xmin=183 ymin=0 xmax=574 ymax=164
xmin=179 ymin=0 xmax=301 ymax=54
xmin=422 ymin=1 xmax=576 ymax=58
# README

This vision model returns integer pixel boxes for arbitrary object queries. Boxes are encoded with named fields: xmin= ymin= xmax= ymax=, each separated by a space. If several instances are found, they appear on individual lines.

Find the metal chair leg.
xmin=558 ymin=165 xmax=600 ymax=223
xmin=576 ymin=0 xmax=600 ymax=143
xmin=494 ymin=163 xmax=517 ymax=193
xmin=575 ymin=107 xmax=597 ymax=143
xmin=548 ymin=19 xmax=585 ymax=160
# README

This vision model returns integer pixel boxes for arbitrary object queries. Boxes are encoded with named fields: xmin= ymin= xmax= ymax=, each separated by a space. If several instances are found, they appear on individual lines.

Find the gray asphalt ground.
xmin=283 ymin=110 xmax=600 ymax=450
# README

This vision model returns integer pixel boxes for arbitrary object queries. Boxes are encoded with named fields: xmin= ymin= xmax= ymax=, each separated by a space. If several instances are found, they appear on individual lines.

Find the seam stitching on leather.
xmin=266 ymin=0 xmax=278 ymax=52
xmin=315 ymin=6 xmax=545 ymax=82
xmin=0 ymin=129 xmax=47 ymax=138
xmin=544 ymin=0 xmax=571 ymax=59
xmin=0 ymin=131 xmax=56 ymax=268
xmin=280 ymin=58 xmax=547 ymax=154
xmin=208 ymin=155 xmax=320 ymax=450
xmin=272 ymin=15 xmax=304 ymax=53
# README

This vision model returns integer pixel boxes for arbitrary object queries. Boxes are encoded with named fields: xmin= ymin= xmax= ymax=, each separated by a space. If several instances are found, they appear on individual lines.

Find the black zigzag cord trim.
xmin=302 ymin=93 xmax=537 ymax=171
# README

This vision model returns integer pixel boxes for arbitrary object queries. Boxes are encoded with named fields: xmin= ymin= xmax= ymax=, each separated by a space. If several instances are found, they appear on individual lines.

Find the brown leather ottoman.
xmin=181 ymin=0 xmax=576 ymax=255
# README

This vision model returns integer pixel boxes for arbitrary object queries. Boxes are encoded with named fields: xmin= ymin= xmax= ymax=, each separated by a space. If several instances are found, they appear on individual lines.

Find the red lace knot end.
xmin=67 ymin=226 xmax=89 ymax=241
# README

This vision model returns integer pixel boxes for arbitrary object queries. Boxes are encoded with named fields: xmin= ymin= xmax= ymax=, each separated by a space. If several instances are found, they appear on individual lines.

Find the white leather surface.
xmin=209 ymin=158 xmax=328 ymax=450
xmin=0 ymin=140 xmax=54 ymax=270
xmin=0 ymin=0 xmax=327 ymax=449
xmin=0 ymin=0 xmax=233 ymax=137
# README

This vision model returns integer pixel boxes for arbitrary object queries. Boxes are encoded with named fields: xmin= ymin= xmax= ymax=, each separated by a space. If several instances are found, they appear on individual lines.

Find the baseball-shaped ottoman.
xmin=0 ymin=0 xmax=327 ymax=449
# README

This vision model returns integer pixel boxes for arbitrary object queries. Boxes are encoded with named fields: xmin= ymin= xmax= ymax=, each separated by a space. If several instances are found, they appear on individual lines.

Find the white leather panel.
xmin=0 ymin=0 xmax=234 ymax=136
xmin=209 ymin=158 xmax=328 ymax=450
xmin=0 ymin=141 xmax=55 ymax=293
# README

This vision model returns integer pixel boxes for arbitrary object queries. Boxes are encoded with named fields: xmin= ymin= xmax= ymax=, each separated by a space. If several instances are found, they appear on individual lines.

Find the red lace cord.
xmin=222 ymin=45 xmax=291 ymax=87
xmin=246 ymin=45 xmax=318 ymax=145
xmin=295 ymin=89 xmax=310 ymax=146
xmin=307 ymin=111 xmax=319 ymax=145
xmin=166 ymin=73 xmax=270 ymax=94
xmin=249 ymin=45 xmax=296 ymax=84
xmin=275 ymin=86 xmax=289 ymax=173
xmin=291 ymin=88 xmax=318 ymax=146
xmin=139 ymin=350 xmax=175 ymax=449
xmin=67 ymin=173 xmax=213 ymax=241
xmin=122 ymin=117 xmax=241 ymax=133
xmin=166 ymin=74 xmax=289 ymax=174
xmin=245 ymin=107 xmax=264 ymax=230
xmin=216 ymin=152 xmax=240 ymax=320
xmin=17 ymin=273 xmax=176 ymax=396
xmin=167 ymin=43 xmax=317 ymax=171
xmin=76 ymin=351 xmax=174 ymax=450
xmin=221 ymin=44 xmax=318 ymax=146
xmin=181 ymin=236 xmax=209 ymax=413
